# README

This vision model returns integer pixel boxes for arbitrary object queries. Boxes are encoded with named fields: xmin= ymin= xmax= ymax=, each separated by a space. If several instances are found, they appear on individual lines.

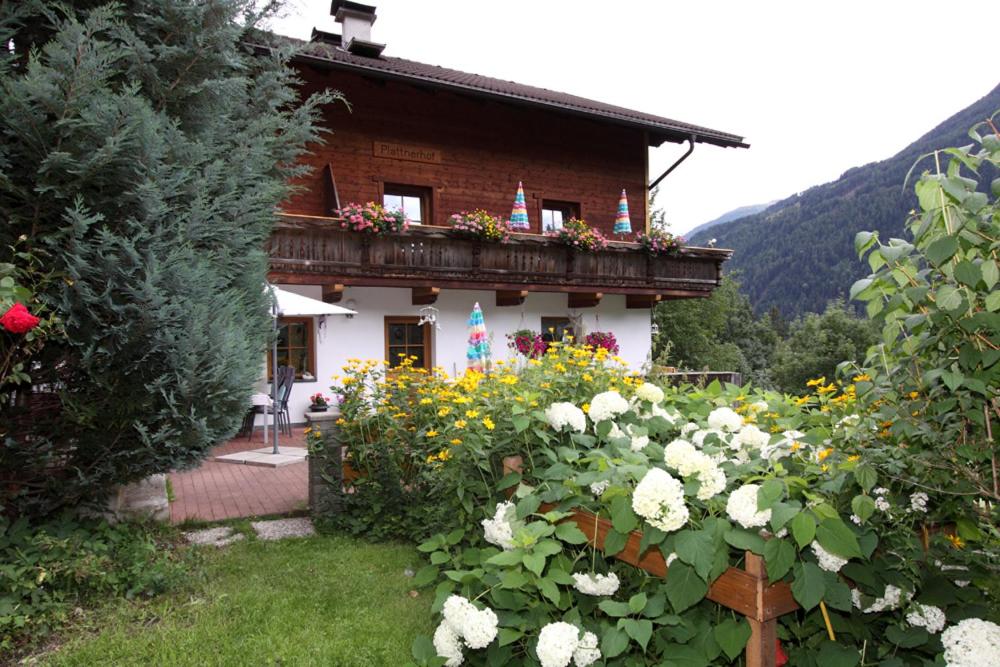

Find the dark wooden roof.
xmin=274 ymin=35 xmax=748 ymax=150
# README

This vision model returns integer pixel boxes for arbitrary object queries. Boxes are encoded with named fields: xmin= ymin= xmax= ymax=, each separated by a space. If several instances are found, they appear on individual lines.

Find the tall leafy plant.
xmin=0 ymin=1 xmax=333 ymax=517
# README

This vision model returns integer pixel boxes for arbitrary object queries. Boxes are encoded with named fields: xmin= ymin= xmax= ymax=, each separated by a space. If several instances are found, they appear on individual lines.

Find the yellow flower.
xmin=426 ymin=430 xmax=439 ymax=438
xmin=482 ymin=417 xmax=495 ymax=430
xmin=853 ymin=373 xmax=871 ymax=382
xmin=420 ymin=398 xmax=433 ymax=405
xmin=450 ymin=438 xmax=462 ymax=446
xmin=529 ymin=400 xmax=538 ymax=407
xmin=336 ymin=418 xmax=346 ymax=425
xmin=820 ymin=464 xmax=829 ymax=473
xmin=817 ymin=447 xmax=834 ymax=462
xmin=769 ymin=425 xmax=782 ymax=433
xmin=817 ymin=383 xmax=837 ymax=395
xmin=437 ymin=407 xmax=451 ymax=417
xmin=514 ymin=396 xmax=524 ymax=403
xmin=438 ymin=449 xmax=451 ymax=461
xmin=947 ymin=534 xmax=965 ymax=549
xmin=806 ymin=377 xmax=826 ymax=387
xmin=392 ymin=412 xmax=408 ymax=419
xmin=581 ymin=403 xmax=590 ymax=414
xmin=790 ymin=442 xmax=802 ymax=452
xmin=847 ymin=454 xmax=860 ymax=462
xmin=554 ymin=363 xmax=567 ymax=373
xmin=908 ymin=391 xmax=920 ymax=399
xmin=465 ymin=409 xmax=480 ymax=419
xmin=581 ymin=373 xmax=593 ymax=382
xmin=303 ymin=427 xmax=313 ymax=435
xmin=499 ymin=375 xmax=518 ymax=385
xmin=540 ymin=382 xmax=551 ymax=389
xmin=794 ymin=396 xmax=811 ymax=406
xmin=455 ymin=419 xmax=467 ymax=429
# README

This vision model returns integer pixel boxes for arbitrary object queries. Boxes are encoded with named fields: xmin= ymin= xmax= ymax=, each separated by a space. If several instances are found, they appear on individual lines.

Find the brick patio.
xmin=168 ymin=429 xmax=309 ymax=524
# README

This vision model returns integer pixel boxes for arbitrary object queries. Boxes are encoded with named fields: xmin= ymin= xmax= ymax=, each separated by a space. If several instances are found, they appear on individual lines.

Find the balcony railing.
xmin=267 ymin=214 xmax=731 ymax=302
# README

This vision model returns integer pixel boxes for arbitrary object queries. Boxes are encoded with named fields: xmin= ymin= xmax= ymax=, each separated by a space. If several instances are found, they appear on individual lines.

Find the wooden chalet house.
xmin=266 ymin=2 xmax=747 ymax=420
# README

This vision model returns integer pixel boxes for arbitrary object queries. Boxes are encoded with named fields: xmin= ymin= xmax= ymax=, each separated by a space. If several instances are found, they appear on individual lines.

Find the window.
xmin=541 ymin=200 xmax=579 ymax=232
xmin=385 ymin=316 xmax=432 ymax=369
xmin=541 ymin=317 xmax=575 ymax=343
xmin=383 ymin=184 xmax=431 ymax=225
xmin=268 ymin=317 xmax=315 ymax=380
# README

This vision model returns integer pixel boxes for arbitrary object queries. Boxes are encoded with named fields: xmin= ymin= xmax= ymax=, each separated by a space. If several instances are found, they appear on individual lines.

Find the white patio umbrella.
xmin=266 ymin=285 xmax=356 ymax=454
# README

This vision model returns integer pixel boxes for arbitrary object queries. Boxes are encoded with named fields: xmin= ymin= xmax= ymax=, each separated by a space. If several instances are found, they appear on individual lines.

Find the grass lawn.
xmin=37 ymin=524 xmax=432 ymax=666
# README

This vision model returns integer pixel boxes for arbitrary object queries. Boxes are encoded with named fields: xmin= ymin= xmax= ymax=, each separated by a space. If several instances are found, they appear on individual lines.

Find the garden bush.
xmin=0 ymin=516 xmax=189 ymax=653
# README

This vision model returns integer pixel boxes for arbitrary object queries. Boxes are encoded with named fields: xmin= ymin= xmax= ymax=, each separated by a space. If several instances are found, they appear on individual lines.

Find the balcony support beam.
xmin=496 ymin=290 xmax=528 ymax=307
xmin=568 ymin=292 xmax=602 ymax=309
xmin=412 ymin=286 xmax=440 ymax=305
xmin=322 ymin=283 xmax=345 ymax=303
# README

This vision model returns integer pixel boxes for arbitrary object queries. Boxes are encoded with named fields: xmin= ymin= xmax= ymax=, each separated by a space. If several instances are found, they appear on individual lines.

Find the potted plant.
xmin=544 ymin=217 xmax=608 ymax=252
xmin=448 ymin=210 xmax=513 ymax=242
xmin=336 ymin=202 xmax=409 ymax=235
xmin=584 ymin=330 xmax=619 ymax=354
xmin=309 ymin=393 xmax=333 ymax=412
xmin=506 ymin=329 xmax=548 ymax=358
xmin=634 ymin=227 xmax=684 ymax=255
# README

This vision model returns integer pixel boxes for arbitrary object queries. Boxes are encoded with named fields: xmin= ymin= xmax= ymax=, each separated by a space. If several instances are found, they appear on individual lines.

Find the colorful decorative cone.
xmin=613 ymin=188 xmax=632 ymax=235
xmin=509 ymin=181 xmax=530 ymax=230
xmin=466 ymin=302 xmax=491 ymax=373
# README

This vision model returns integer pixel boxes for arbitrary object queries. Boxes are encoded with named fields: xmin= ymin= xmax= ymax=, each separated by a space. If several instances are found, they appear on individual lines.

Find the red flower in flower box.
xmin=0 ymin=303 xmax=41 ymax=334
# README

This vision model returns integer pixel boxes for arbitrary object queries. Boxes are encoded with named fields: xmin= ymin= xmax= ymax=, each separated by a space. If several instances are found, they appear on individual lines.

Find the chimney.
xmin=330 ymin=1 xmax=385 ymax=57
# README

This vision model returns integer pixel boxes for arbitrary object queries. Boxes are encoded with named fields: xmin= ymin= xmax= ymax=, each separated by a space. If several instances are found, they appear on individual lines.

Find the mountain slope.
xmin=690 ymin=83 xmax=1000 ymax=317
xmin=686 ymin=201 xmax=776 ymax=238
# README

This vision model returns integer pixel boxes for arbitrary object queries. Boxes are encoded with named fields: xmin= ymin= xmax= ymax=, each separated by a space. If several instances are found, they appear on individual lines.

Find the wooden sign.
xmin=373 ymin=141 xmax=441 ymax=164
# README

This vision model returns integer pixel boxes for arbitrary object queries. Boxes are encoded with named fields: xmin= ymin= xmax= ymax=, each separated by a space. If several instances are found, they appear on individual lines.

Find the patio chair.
xmin=243 ymin=366 xmax=295 ymax=439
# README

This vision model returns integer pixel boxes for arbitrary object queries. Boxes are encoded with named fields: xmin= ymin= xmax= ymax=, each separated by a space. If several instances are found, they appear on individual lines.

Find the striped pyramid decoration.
xmin=509 ymin=181 xmax=530 ymax=230
xmin=466 ymin=302 xmax=491 ymax=373
xmin=613 ymin=189 xmax=632 ymax=235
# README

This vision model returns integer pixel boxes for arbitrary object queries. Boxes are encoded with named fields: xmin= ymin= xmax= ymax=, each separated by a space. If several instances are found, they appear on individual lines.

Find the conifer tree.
xmin=0 ymin=0 xmax=332 ymax=517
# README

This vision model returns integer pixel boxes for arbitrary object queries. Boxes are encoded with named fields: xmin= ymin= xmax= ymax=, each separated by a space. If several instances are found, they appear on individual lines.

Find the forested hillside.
xmin=690 ymin=82 xmax=1000 ymax=317
xmin=684 ymin=201 xmax=775 ymax=238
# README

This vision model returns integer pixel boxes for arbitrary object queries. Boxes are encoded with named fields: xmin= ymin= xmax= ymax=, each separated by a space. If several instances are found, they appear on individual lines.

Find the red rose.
xmin=1 ymin=303 xmax=41 ymax=334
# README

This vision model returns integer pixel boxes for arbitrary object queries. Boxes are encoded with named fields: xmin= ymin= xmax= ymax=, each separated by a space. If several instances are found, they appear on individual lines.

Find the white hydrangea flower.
xmin=545 ymin=402 xmax=586 ymax=433
xmin=909 ymin=492 xmax=929 ymax=513
xmin=588 ymin=390 xmax=629 ymax=423
xmin=536 ymin=622 xmax=580 ymax=667
xmin=648 ymin=403 xmax=677 ymax=423
xmin=441 ymin=595 xmax=499 ymax=651
xmin=851 ymin=584 xmax=910 ymax=613
xmin=726 ymin=483 xmax=772 ymax=529
xmin=433 ymin=622 xmax=464 ymax=666
xmin=572 ymin=572 xmax=620 ymax=596
xmin=663 ymin=439 xmax=705 ymax=476
xmin=680 ymin=422 xmax=699 ymax=436
xmin=573 ymin=631 xmax=601 ymax=667
xmin=632 ymin=468 xmax=689 ymax=533
xmin=482 ymin=501 xmax=516 ymax=550
xmin=589 ymin=480 xmax=610 ymax=496
xmin=635 ymin=382 xmax=665 ymax=404
xmin=630 ymin=434 xmax=650 ymax=452
xmin=811 ymin=541 xmax=848 ymax=573
xmin=734 ymin=423 xmax=769 ymax=450
xmin=694 ymin=460 xmax=726 ymax=501
xmin=707 ymin=406 xmax=743 ymax=432
xmin=941 ymin=618 xmax=1000 ymax=667
xmin=906 ymin=603 xmax=946 ymax=634
xmin=748 ymin=400 xmax=768 ymax=412
xmin=692 ymin=428 xmax=725 ymax=447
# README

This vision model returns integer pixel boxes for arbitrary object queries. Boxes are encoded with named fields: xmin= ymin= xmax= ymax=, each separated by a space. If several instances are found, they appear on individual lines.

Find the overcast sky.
xmin=267 ymin=0 xmax=999 ymax=234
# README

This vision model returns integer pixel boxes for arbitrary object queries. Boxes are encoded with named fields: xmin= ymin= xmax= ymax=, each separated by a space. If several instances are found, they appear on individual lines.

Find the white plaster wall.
xmin=266 ymin=285 xmax=653 ymax=425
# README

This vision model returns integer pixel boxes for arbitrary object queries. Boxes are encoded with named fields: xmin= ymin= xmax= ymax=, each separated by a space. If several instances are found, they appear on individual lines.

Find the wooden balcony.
xmin=267 ymin=214 xmax=732 ymax=307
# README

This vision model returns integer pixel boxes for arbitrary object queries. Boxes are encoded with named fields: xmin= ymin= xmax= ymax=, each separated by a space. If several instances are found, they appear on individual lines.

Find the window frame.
xmin=267 ymin=316 xmax=316 ymax=381
xmin=384 ymin=316 xmax=432 ymax=369
xmin=540 ymin=199 xmax=580 ymax=233
xmin=541 ymin=316 xmax=576 ymax=343
xmin=383 ymin=183 xmax=432 ymax=226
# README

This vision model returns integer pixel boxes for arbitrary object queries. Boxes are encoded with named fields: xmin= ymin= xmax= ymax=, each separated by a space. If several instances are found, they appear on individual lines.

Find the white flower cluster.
xmin=851 ymin=584 xmax=910 ymax=613
xmin=571 ymin=572 xmax=620 ymax=596
xmin=810 ymin=541 xmax=848 ymax=573
xmin=873 ymin=487 xmax=891 ymax=513
xmin=662 ymin=439 xmax=726 ymax=500
xmin=482 ymin=501 xmax=516 ymax=550
xmin=589 ymin=480 xmax=610 ymax=497
xmin=632 ymin=468 xmax=689 ymax=533
xmin=941 ymin=618 xmax=1000 ymax=667
xmin=588 ymin=390 xmax=629 ymax=423
xmin=748 ymin=400 xmax=768 ymax=413
xmin=625 ymin=424 xmax=650 ymax=452
xmin=761 ymin=429 xmax=804 ymax=461
xmin=536 ymin=622 xmax=601 ymax=667
xmin=733 ymin=423 xmax=769 ymax=450
xmin=909 ymin=492 xmax=929 ymax=514
xmin=635 ymin=382 xmax=665 ymax=404
xmin=905 ymin=603 xmax=946 ymax=634
xmin=692 ymin=428 xmax=724 ymax=447
xmin=726 ymin=483 xmax=772 ymax=529
xmin=545 ymin=402 xmax=586 ymax=433
xmin=707 ymin=406 xmax=743 ymax=432
xmin=433 ymin=595 xmax=500 ymax=665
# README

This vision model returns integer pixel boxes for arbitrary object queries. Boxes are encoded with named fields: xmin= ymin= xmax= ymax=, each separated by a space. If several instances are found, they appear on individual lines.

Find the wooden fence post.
xmin=744 ymin=552 xmax=777 ymax=667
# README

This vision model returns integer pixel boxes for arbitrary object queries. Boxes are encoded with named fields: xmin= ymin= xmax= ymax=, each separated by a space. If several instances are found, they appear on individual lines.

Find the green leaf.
xmin=555 ymin=522 xmax=589 ymax=545
xmin=621 ymin=618 xmax=653 ymax=651
xmin=498 ymin=628 xmax=523 ymax=647
xmin=601 ymin=627 xmax=630 ymax=659
xmin=523 ymin=552 xmax=546 ymax=576
xmin=411 ymin=635 xmax=437 ymax=662
xmin=598 ymin=600 xmax=632 ymax=618
xmin=769 ymin=502 xmax=800 ymax=532
xmin=664 ymin=561 xmax=708 ymax=613
xmin=603 ymin=528 xmax=628 ymax=557
xmin=724 ymin=528 xmax=766 ymax=555
xmin=926 ymin=236 xmax=959 ymax=265
xmin=937 ymin=285 xmax=963 ymax=311
xmin=851 ymin=495 xmax=876 ymax=523
xmin=791 ymin=562 xmax=826 ymax=610
xmin=412 ymin=565 xmax=439 ymax=588
xmin=849 ymin=278 xmax=873 ymax=300
xmin=954 ymin=260 xmax=981 ymax=287
xmin=763 ymin=538 xmax=796 ymax=582
xmin=642 ymin=593 xmax=666 ymax=618
xmin=816 ymin=640 xmax=860 ymax=667
xmin=713 ymin=618 xmax=752 ymax=661
xmin=496 ymin=471 xmax=521 ymax=491
xmin=815 ymin=518 xmax=862 ymax=559
xmin=885 ymin=625 xmax=929 ymax=648
xmin=628 ymin=592 xmax=648 ymax=614
xmin=537 ymin=577 xmax=561 ymax=605
xmin=985 ymin=290 xmax=1000 ymax=312
xmin=515 ymin=494 xmax=541 ymax=519
xmin=430 ymin=551 xmax=450 ymax=565
xmin=983 ymin=260 xmax=999 ymax=290
xmin=942 ymin=370 xmax=964 ymax=392
xmin=676 ymin=529 xmax=717 ymax=579
xmin=610 ymin=495 xmax=639 ymax=534
xmin=790 ymin=512 xmax=816 ymax=549
xmin=756 ymin=479 xmax=784 ymax=510
xmin=511 ymin=415 xmax=530 ymax=433
xmin=487 ymin=550 xmax=523 ymax=566
xmin=853 ymin=464 xmax=877 ymax=492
